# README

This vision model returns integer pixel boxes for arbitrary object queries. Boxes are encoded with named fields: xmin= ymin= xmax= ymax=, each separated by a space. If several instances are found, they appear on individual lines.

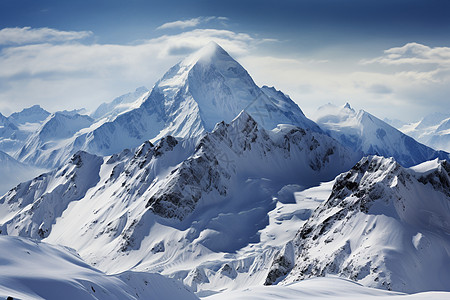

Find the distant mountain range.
xmin=385 ymin=112 xmax=450 ymax=153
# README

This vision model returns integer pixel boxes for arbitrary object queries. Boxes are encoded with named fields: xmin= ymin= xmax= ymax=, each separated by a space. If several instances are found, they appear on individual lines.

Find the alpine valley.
xmin=0 ymin=42 xmax=449 ymax=300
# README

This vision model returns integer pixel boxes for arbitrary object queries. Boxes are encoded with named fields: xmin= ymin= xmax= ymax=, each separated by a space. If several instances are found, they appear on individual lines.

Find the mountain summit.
xmin=17 ymin=42 xmax=320 ymax=168
xmin=153 ymin=41 xmax=319 ymax=134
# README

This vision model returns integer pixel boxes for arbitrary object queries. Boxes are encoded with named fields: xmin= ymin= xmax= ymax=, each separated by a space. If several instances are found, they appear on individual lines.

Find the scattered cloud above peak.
xmin=0 ymin=27 xmax=92 ymax=45
xmin=362 ymin=42 xmax=450 ymax=66
xmin=156 ymin=16 xmax=228 ymax=30
xmin=360 ymin=42 xmax=450 ymax=84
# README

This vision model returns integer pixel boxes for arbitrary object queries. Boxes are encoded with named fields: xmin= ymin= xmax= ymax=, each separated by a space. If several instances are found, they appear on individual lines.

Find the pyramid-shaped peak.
xmin=181 ymin=41 xmax=234 ymax=67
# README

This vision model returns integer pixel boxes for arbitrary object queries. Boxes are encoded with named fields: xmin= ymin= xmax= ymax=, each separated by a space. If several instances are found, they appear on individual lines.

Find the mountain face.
xmin=314 ymin=103 xmax=449 ymax=167
xmin=266 ymin=156 xmax=450 ymax=293
xmin=0 ymin=113 xmax=356 ymax=293
xmin=16 ymin=42 xmax=320 ymax=169
xmin=0 ymin=235 xmax=199 ymax=300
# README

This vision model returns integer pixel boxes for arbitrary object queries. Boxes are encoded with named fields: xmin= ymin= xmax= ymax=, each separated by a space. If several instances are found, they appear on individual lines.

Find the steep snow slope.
xmin=270 ymin=156 xmax=450 ymax=293
xmin=0 ymin=235 xmax=199 ymax=300
xmin=16 ymin=42 xmax=320 ymax=169
xmin=0 ymin=151 xmax=104 ymax=239
xmin=0 ymin=150 xmax=45 ymax=196
xmin=314 ymin=103 xmax=449 ymax=167
xmin=0 ymin=113 xmax=356 ymax=294
xmin=90 ymin=86 xmax=149 ymax=121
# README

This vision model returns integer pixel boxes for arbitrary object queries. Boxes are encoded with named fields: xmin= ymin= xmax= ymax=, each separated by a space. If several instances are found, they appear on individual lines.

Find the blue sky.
xmin=0 ymin=0 xmax=449 ymax=122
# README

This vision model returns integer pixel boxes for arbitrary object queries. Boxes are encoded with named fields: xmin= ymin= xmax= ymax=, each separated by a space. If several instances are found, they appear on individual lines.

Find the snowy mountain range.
xmin=14 ymin=42 xmax=320 ymax=169
xmin=0 ymin=112 xmax=357 ymax=293
xmin=385 ymin=112 xmax=450 ymax=153
xmin=0 ymin=42 xmax=449 ymax=299
xmin=313 ymin=103 xmax=449 ymax=167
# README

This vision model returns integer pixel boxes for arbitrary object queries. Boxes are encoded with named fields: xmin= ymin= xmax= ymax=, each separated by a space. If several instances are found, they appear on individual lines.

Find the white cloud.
xmin=363 ymin=43 xmax=450 ymax=66
xmin=0 ymin=27 xmax=92 ymax=45
xmin=0 ymin=28 xmax=261 ymax=114
xmin=157 ymin=16 xmax=228 ymax=30
xmin=0 ymin=30 xmax=448 ymax=124
xmin=361 ymin=42 xmax=450 ymax=84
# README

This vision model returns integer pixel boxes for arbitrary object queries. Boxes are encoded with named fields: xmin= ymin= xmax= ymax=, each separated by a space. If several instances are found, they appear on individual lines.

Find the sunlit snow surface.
xmin=202 ymin=277 xmax=450 ymax=300
xmin=0 ymin=235 xmax=199 ymax=300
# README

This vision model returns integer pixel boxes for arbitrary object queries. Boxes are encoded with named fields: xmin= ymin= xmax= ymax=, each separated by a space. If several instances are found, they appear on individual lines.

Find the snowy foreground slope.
xmin=314 ymin=103 xmax=449 ymax=167
xmin=16 ymin=42 xmax=319 ymax=169
xmin=0 ymin=112 xmax=356 ymax=294
xmin=266 ymin=156 xmax=450 ymax=293
xmin=0 ymin=235 xmax=198 ymax=300
xmin=203 ymin=277 xmax=450 ymax=300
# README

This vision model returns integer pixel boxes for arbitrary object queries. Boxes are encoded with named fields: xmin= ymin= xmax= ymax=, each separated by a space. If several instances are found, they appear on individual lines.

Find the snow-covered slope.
xmin=15 ymin=42 xmax=320 ymax=169
xmin=90 ymin=86 xmax=149 ymax=121
xmin=0 ymin=235 xmax=199 ymax=300
xmin=203 ymin=277 xmax=450 ymax=300
xmin=0 ymin=150 xmax=45 ymax=196
xmin=16 ymin=112 xmax=95 ymax=167
xmin=314 ymin=103 xmax=449 ymax=167
xmin=268 ymin=156 xmax=450 ymax=293
xmin=0 ymin=113 xmax=356 ymax=294
xmin=150 ymin=41 xmax=320 ymax=135
xmin=392 ymin=113 xmax=450 ymax=153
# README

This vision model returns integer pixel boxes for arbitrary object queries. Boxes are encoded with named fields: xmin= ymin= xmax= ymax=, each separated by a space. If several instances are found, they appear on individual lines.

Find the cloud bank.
xmin=0 ymin=26 xmax=261 ymax=114
xmin=0 ymin=27 xmax=92 ymax=45
xmin=0 ymin=26 xmax=448 ymax=123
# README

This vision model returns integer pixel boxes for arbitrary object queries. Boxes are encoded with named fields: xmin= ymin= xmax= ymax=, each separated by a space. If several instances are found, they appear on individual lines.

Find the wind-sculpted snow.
xmin=314 ymin=103 xmax=449 ymax=167
xmin=270 ymin=156 xmax=450 ymax=293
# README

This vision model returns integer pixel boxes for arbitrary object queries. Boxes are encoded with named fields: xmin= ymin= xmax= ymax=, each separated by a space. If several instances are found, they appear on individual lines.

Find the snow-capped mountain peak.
xmin=15 ymin=42 xmax=321 ymax=169
xmin=181 ymin=41 xmax=230 ymax=67
xmin=314 ymin=102 xmax=449 ymax=167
